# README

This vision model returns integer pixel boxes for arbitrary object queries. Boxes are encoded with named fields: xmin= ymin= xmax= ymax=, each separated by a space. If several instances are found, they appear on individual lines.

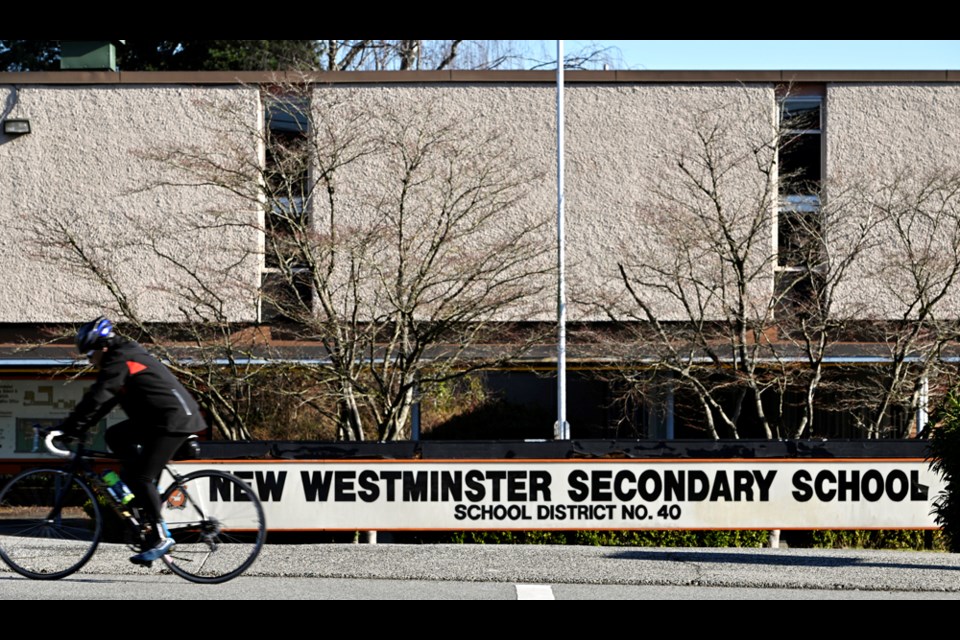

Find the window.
xmin=260 ymin=94 xmax=312 ymax=323
xmin=265 ymin=195 xmax=306 ymax=270
xmin=777 ymin=194 xmax=820 ymax=269
xmin=779 ymin=97 xmax=822 ymax=197
xmin=775 ymin=91 xmax=825 ymax=325
xmin=265 ymin=97 xmax=309 ymax=200
xmin=777 ymin=94 xmax=823 ymax=271
xmin=259 ymin=267 xmax=313 ymax=324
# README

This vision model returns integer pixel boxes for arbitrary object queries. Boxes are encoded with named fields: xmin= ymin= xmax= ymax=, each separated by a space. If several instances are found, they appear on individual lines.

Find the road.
xmin=2 ymin=542 xmax=960 ymax=599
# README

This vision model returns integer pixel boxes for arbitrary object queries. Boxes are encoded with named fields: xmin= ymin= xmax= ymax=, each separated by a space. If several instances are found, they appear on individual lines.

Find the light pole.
xmin=555 ymin=39 xmax=569 ymax=441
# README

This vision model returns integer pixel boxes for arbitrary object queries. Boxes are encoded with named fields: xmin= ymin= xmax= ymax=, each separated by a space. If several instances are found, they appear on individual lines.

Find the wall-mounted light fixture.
xmin=3 ymin=119 xmax=31 ymax=135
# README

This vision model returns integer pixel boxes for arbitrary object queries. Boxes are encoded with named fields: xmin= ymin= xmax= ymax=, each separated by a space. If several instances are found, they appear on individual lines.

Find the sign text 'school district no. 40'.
xmin=164 ymin=459 xmax=945 ymax=531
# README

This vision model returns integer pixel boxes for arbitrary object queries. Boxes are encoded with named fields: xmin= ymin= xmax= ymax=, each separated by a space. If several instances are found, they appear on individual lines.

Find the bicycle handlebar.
xmin=32 ymin=425 xmax=73 ymax=459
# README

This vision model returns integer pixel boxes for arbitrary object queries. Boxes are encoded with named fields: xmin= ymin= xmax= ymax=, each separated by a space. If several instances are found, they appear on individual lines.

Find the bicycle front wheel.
xmin=0 ymin=468 xmax=102 ymax=580
xmin=159 ymin=469 xmax=266 ymax=584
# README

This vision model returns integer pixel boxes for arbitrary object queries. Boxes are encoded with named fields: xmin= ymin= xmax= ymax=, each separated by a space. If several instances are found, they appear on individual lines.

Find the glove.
xmin=54 ymin=424 xmax=83 ymax=443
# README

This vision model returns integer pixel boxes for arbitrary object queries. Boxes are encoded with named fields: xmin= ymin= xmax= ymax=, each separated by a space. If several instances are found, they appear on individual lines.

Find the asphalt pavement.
xmin=6 ymin=541 xmax=959 ymax=595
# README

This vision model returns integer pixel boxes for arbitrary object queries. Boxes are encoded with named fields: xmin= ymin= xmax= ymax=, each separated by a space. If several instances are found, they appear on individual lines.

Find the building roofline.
xmin=2 ymin=342 xmax=958 ymax=371
xmin=2 ymin=70 xmax=959 ymax=85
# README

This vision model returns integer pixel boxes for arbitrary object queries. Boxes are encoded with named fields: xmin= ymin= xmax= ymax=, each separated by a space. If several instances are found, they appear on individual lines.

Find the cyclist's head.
xmin=75 ymin=316 xmax=116 ymax=356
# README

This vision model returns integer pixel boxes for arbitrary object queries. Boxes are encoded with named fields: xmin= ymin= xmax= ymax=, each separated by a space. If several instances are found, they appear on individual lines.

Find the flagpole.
xmin=556 ymin=39 xmax=569 ymax=441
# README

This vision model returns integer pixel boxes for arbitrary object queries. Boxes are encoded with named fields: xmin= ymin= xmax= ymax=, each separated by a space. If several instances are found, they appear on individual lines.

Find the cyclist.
xmin=58 ymin=316 xmax=208 ymax=566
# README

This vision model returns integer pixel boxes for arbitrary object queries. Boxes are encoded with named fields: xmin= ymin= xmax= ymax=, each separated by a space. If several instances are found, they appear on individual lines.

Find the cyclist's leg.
xmin=104 ymin=420 xmax=151 ymax=529
xmin=108 ymin=424 xmax=187 ymax=563
xmin=107 ymin=423 xmax=179 ymax=529
xmin=104 ymin=419 xmax=141 ymax=502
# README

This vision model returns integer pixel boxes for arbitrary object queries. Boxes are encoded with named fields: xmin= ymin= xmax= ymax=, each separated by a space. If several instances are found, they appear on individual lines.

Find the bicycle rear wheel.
xmin=0 ymin=469 xmax=102 ymax=579
xmin=159 ymin=469 xmax=266 ymax=584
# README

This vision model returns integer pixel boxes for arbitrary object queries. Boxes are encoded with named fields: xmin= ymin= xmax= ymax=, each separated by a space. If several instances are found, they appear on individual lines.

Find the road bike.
xmin=0 ymin=426 xmax=266 ymax=584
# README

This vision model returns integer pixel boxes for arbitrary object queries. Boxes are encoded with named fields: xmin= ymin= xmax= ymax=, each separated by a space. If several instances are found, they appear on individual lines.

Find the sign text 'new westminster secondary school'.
xmin=167 ymin=459 xmax=944 ymax=531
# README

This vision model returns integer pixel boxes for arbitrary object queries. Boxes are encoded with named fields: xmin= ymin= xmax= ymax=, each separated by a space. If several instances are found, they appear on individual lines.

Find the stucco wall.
xmin=311 ymin=83 xmax=776 ymax=322
xmin=565 ymin=83 xmax=776 ymax=322
xmin=827 ymin=83 xmax=960 ymax=319
xmin=0 ymin=84 xmax=262 ymax=323
xmin=8 ymin=78 xmax=958 ymax=327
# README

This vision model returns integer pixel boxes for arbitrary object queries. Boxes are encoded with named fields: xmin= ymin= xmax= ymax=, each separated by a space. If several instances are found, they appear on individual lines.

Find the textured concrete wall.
xmin=0 ymin=85 xmax=262 ymax=323
xmin=312 ymin=83 xmax=776 ymax=322
xmin=827 ymin=83 xmax=960 ymax=319
xmin=9 ymin=80 xmax=958 ymax=327
xmin=565 ymin=84 xmax=775 ymax=322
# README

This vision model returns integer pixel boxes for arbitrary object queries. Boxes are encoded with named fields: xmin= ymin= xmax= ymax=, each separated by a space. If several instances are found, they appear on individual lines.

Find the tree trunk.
xmin=337 ymin=385 xmax=365 ymax=441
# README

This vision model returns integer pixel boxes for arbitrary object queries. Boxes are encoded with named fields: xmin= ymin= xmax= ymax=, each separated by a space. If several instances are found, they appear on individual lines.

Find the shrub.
xmin=807 ymin=529 xmax=945 ymax=551
xmin=927 ymin=391 xmax=960 ymax=551
xmin=388 ymin=529 xmax=769 ymax=547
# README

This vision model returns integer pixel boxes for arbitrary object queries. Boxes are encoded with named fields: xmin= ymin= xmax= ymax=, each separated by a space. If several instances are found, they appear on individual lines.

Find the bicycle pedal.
xmin=129 ymin=556 xmax=153 ymax=568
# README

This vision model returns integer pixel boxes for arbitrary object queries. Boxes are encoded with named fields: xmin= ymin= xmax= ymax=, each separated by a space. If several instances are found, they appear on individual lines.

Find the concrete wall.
xmin=0 ymin=84 xmax=262 ymax=323
xmin=311 ymin=82 xmax=776 ymax=322
xmin=565 ymin=83 xmax=775 ymax=322
xmin=827 ymin=83 xmax=960 ymax=319
xmin=3 ymin=74 xmax=959 ymax=327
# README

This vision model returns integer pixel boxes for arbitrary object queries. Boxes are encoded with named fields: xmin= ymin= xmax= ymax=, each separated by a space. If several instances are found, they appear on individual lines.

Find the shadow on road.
xmin=609 ymin=549 xmax=960 ymax=572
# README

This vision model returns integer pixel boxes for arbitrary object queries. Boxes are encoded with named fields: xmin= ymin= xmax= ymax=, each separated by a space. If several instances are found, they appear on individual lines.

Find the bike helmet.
xmin=75 ymin=316 xmax=115 ymax=355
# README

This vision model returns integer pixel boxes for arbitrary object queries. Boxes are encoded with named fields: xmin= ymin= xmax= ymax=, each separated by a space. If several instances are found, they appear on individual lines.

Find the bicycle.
xmin=0 ymin=426 xmax=266 ymax=584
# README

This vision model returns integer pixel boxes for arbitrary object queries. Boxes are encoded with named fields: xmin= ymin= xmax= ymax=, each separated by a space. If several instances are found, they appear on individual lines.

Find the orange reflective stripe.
xmin=126 ymin=361 xmax=148 ymax=375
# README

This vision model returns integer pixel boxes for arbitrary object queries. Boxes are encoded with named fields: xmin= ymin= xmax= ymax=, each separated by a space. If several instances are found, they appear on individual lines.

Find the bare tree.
xmin=772 ymin=177 xmax=882 ymax=438
xmin=313 ymin=40 xmax=467 ymax=71
xmin=3 ymin=40 xmax=624 ymax=73
xmin=836 ymin=168 xmax=960 ymax=438
xmin=14 ymin=86 xmax=285 ymax=440
xmin=585 ymin=83 xmax=960 ymax=444
xmin=256 ymin=82 xmax=556 ymax=441
xmin=313 ymin=40 xmax=621 ymax=72
xmin=586 ymin=87 xmax=887 ymax=442
xmin=591 ymin=92 xmax=785 ymax=440
xmin=29 ymin=80 xmax=556 ymax=442
xmin=21 ymin=209 xmax=270 ymax=441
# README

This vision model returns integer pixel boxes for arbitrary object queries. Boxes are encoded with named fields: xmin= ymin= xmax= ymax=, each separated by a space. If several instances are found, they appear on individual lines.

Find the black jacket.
xmin=62 ymin=339 xmax=207 ymax=435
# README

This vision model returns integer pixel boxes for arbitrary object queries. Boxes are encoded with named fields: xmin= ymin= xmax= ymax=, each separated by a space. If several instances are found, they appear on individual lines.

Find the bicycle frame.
xmin=34 ymin=427 xmax=217 ymax=545
xmin=2 ymin=427 xmax=266 ymax=583
xmin=33 ymin=427 xmax=147 ymax=543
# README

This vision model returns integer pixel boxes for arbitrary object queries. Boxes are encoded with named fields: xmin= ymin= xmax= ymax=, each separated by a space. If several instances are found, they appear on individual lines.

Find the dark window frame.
xmin=260 ymin=94 xmax=313 ymax=323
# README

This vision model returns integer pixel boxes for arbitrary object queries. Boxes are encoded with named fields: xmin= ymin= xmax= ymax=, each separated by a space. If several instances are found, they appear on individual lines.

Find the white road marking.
xmin=516 ymin=583 xmax=555 ymax=600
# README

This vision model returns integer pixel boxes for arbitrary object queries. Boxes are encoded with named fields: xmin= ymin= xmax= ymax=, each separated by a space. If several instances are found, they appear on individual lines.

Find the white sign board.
xmin=167 ymin=459 xmax=945 ymax=531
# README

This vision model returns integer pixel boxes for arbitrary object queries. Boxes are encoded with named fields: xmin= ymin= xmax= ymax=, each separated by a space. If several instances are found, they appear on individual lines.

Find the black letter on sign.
xmin=792 ymin=470 xmax=813 ymax=502
xmin=300 ymin=470 xmax=334 ymax=502
xmin=255 ymin=470 xmax=286 ymax=501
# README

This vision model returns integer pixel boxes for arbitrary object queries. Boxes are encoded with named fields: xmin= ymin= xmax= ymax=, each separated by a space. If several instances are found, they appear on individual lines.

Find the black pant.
xmin=104 ymin=420 xmax=189 ymax=535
